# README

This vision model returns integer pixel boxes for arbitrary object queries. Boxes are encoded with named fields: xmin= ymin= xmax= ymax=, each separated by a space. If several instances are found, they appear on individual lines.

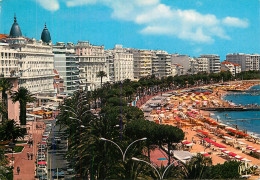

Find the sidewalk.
xmin=8 ymin=121 xmax=45 ymax=180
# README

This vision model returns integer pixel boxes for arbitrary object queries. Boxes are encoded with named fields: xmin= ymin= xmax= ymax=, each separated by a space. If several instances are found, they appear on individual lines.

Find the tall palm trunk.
xmin=20 ymin=101 xmax=26 ymax=125
xmin=2 ymin=91 xmax=8 ymax=120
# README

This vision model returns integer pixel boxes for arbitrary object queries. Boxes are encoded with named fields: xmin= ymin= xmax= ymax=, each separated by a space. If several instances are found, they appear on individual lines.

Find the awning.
xmin=38 ymin=161 xmax=47 ymax=165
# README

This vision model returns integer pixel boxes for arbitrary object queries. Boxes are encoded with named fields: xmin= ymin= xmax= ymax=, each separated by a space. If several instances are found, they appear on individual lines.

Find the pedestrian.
xmin=30 ymin=152 xmax=33 ymax=160
xmin=17 ymin=166 xmax=20 ymax=175
xmin=27 ymin=151 xmax=30 ymax=160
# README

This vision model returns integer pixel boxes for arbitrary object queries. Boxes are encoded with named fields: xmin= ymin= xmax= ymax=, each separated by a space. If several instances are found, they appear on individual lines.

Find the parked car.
xmin=53 ymin=170 xmax=65 ymax=178
xmin=35 ymin=168 xmax=47 ymax=178
xmin=54 ymin=137 xmax=61 ymax=144
xmin=37 ymin=152 xmax=46 ymax=158
xmin=42 ymin=134 xmax=49 ymax=138
xmin=37 ymin=157 xmax=46 ymax=162
xmin=49 ymin=143 xmax=59 ymax=150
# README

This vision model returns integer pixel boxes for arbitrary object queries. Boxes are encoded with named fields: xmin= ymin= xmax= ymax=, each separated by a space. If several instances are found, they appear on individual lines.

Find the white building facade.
xmin=195 ymin=57 xmax=209 ymax=73
xmin=221 ymin=61 xmax=241 ymax=76
xmin=226 ymin=53 xmax=252 ymax=71
xmin=152 ymin=50 xmax=171 ymax=78
xmin=200 ymin=55 xmax=220 ymax=73
xmin=129 ymin=49 xmax=152 ymax=80
xmin=106 ymin=45 xmax=134 ymax=82
xmin=76 ymin=41 xmax=109 ymax=91
xmin=0 ymin=42 xmax=19 ymax=77
xmin=8 ymin=38 xmax=54 ymax=94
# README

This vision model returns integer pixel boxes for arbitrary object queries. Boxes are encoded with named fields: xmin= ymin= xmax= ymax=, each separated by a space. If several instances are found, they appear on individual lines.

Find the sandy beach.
xmin=142 ymin=80 xmax=260 ymax=168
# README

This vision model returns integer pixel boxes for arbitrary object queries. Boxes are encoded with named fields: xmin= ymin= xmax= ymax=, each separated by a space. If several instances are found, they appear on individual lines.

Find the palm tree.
xmin=180 ymin=153 xmax=212 ymax=179
xmin=0 ymin=119 xmax=27 ymax=142
xmin=96 ymin=71 xmax=107 ymax=88
xmin=0 ymin=102 xmax=7 ymax=119
xmin=11 ymin=87 xmax=35 ymax=125
xmin=0 ymin=78 xmax=13 ymax=120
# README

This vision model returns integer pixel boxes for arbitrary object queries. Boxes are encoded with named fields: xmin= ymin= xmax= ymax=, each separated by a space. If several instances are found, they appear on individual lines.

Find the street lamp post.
xmin=132 ymin=157 xmax=180 ymax=180
xmin=100 ymin=137 xmax=147 ymax=162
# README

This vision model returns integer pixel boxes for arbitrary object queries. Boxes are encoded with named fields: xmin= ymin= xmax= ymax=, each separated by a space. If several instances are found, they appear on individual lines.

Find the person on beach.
xmin=30 ymin=152 xmax=33 ymax=160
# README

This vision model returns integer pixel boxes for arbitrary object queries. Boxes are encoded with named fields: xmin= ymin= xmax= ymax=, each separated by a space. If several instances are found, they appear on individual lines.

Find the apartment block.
xmin=128 ymin=49 xmax=152 ymax=80
xmin=106 ymin=45 xmax=134 ymax=82
xmin=200 ymin=55 xmax=220 ymax=73
xmin=221 ymin=61 xmax=241 ymax=76
xmin=53 ymin=42 xmax=79 ymax=95
xmin=195 ymin=57 xmax=209 ymax=73
xmin=226 ymin=53 xmax=251 ymax=71
xmin=171 ymin=54 xmax=190 ymax=74
xmin=75 ymin=41 xmax=109 ymax=91
xmin=152 ymin=50 xmax=171 ymax=78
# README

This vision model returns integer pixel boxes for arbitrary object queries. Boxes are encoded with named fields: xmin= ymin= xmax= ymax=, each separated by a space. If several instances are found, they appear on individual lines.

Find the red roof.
xmin=221 ymin=61 xmax=241 ymax=66
xmin=0 ymin=34 xmax=9 ymax=39
xmin=54 ymin=69 xmax=59 ymax=74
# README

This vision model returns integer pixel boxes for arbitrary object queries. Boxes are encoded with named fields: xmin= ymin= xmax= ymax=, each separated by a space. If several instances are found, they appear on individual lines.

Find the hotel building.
xmin=0 ymin=17 xmax=54 ymax=94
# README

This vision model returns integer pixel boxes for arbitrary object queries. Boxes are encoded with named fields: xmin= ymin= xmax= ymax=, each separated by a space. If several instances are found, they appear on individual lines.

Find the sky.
xmin=0 ymin=0 xmax=259 ymax=61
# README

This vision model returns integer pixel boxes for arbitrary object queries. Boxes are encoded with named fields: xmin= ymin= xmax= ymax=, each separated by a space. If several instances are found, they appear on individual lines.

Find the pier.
xmin=226 ymin=89 xmax=260 ymax=93
xmin=200 ymin=106 xmax=260 ymax=111
xmin=225 ymin=118 xmax=260 ymax=122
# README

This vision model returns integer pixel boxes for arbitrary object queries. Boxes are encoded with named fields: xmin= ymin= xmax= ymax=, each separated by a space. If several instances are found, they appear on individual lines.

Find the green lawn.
xmin=13 ymin=146 xmax=24 ymax=153
xmin=16 ymin=141 xmax=27 ymax=144
xmin=1 ymin=145 xmax=24 ymax=153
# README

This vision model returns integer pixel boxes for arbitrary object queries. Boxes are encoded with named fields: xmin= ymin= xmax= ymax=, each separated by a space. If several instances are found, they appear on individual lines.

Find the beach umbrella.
xmin=246 ymin=146 xmax=253 ymax=150
xmin=228 ymin=152 xmax=237 ymax=157
xmin=202 ymin=153 xmax=210 ymax=156
xmin=182 ymin=140 xmax=191 ymax=144
xmin=235 ymin=155 xmax=242 ymax=159
xmin=186 ymin=143 xmax=194 ymax=147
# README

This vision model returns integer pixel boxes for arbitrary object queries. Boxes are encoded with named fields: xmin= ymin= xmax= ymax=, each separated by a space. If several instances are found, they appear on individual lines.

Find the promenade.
xmin=9 ymin=121 xmax=45 ymax=180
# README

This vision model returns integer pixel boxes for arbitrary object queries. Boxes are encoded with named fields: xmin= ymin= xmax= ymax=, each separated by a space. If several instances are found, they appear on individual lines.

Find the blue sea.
xmin=211 ymin=85 xmax=260 ymax=138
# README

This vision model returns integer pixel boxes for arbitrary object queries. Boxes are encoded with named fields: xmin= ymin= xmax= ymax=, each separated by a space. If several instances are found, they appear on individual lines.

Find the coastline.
xmin=142 ymin=80 xmax=260 ymax=168
xmin=213 ymin=83 xmax=260 ymax=137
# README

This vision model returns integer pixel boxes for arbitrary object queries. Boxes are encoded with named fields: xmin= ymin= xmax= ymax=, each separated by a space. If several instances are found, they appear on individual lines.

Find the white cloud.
xmin=67 ymin=0 xmax=97 ymax=7
xmin=222 ymin=17 xmax=248 ymax=28
xmin=37 ymin=0 xmax=249 ymax=43
xmin=135 ymin=4 xmax=173 ymax=24
xmin=37 ymin=0 xmax=60 ymax=11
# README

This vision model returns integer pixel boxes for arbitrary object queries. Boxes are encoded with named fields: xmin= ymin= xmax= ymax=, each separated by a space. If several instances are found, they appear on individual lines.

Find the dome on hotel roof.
xmin=9 ymin=16 xmax=22 ymax=38
xmin=41 ymin=23 xmax=51 ymax=43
